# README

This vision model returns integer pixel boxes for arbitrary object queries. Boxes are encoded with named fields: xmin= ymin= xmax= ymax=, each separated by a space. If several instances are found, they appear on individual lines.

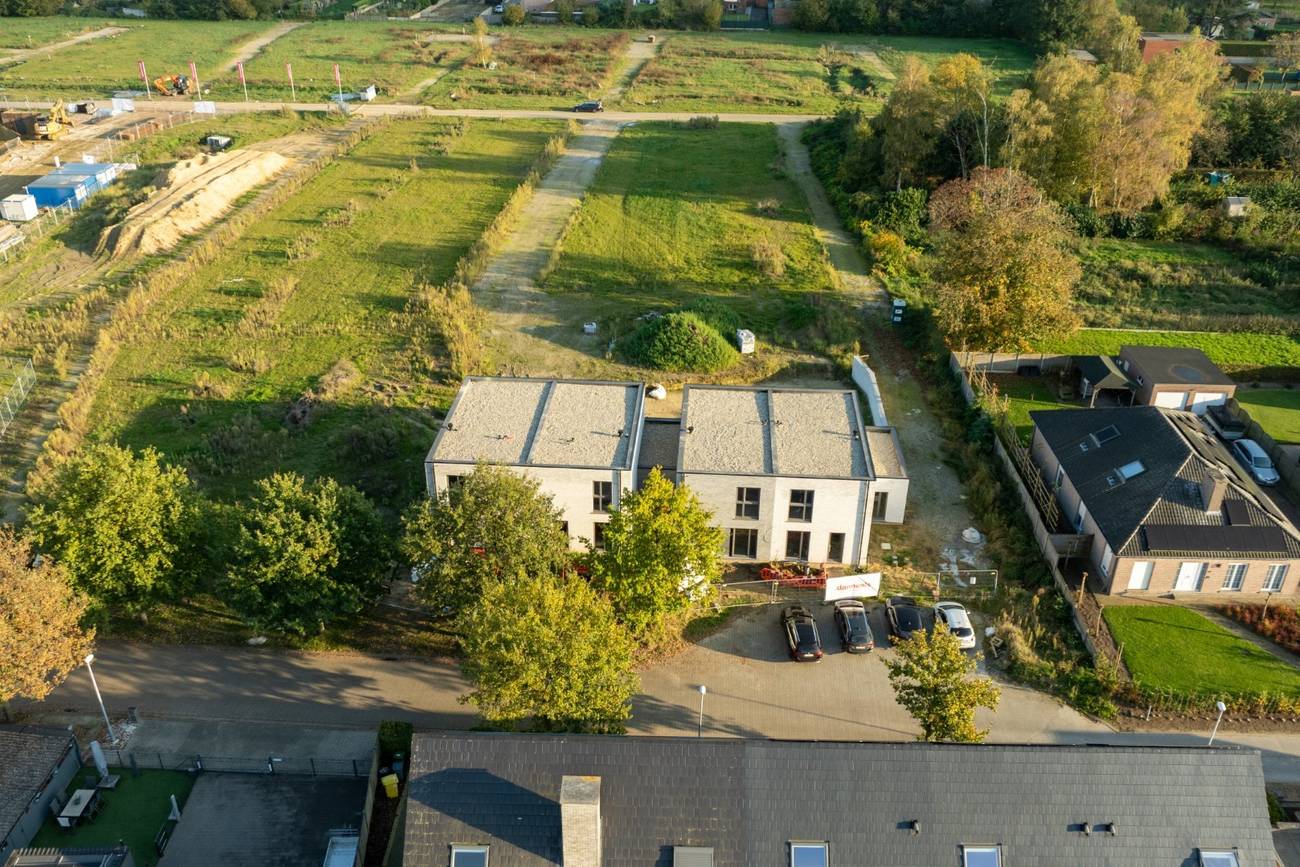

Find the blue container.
xmin=26 ymin=176 xmax=90 ymax=209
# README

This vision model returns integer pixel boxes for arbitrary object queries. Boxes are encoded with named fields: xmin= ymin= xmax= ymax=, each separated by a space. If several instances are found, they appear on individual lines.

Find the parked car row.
xmin=779 ymin=598 xmax=977 ymax=661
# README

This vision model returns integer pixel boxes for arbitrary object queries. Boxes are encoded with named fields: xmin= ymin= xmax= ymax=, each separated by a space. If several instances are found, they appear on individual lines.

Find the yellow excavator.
xmin=153 ymin=74 xmax=191 ymax=97
xmin=34 ymin=99 xmax=71 ymax=140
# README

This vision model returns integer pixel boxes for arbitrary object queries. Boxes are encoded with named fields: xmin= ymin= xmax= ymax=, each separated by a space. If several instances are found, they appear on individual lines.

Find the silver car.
xmin=1231 ymin=438 xmax=1280 ymax=486
xmin=934 ymin=601 xmax=977 ymax=650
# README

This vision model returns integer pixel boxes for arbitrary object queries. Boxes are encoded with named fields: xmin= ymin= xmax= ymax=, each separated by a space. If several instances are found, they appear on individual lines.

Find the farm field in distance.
xmin=0 ymin=17 xmax=115 ymax=51
xmin=85 ymin=117 xmax=564 ymax=506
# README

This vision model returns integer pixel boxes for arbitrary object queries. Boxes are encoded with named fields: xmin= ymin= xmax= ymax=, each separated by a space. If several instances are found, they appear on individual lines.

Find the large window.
xmin=962 ymin=846 xmax=1001 ymax=867
xmin=788 ymin=489 xmax=814 ymax=522
xmin=736 ymin=487 xmax=760 ymax=520
xmin=729 ymin=528 xmax=758 ymax=559
xmin=593 ymin=480 xmax=613 ymax=513
xmin=1222 ymin=563 xmax=1247 ymax=591
xmin=872 ymin=490 xmax=889 ymax=520
xmin=789 ymin=843 xmax=827 ymax=867
xmin=451 ymin=846 xmax=489 ymax=867
xmin=827 ymin=533 xmax=845 ymax=563
xmin=785 ymin=530 xmax=811 ymax=561
xmin=1265 ymin=564 xmax=1289 ymax=592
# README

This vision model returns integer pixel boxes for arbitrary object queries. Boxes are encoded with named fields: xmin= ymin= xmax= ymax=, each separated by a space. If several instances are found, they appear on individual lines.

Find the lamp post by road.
xmin=1208 ymin=700 xmax=1227 ymax=746
xmin=696 ymin=685 xmax=707 ymax=738
xmin=84 ymin=654 xmax=116 ymax=745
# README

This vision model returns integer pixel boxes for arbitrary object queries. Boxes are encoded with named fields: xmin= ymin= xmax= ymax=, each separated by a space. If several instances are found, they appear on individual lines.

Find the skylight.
xmin=1118 ymin=460 xmax=1145 ymax=480
xmin=1199 ymin=851 xmax=1240 ymax=867
xmin=790 ymin=843 xmax=828 ymax=867
xmin=1092 ymin=424 xmax=1122 ymax=445
xmin=963 ymin=846 xmax=1002 ymax=867
xmin=450 ymin=845 xmax=489 ymax=867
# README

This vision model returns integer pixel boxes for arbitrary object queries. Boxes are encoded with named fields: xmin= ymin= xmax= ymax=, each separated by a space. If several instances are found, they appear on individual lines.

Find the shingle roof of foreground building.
xmin=402 ymin=734 xmax=1277 ymax=867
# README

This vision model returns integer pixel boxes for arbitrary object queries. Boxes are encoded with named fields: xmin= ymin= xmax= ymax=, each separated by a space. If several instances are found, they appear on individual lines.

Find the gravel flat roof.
xmin=431 ymin=378 xmax=641 ymax=470
xmin=680 ymin=386 xmax=871 ymax=479
xmin=865 ymin=428 xmax=905 ymax=478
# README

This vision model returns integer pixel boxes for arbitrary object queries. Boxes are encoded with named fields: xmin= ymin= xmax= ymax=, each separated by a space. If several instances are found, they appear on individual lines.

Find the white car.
xmin=934 ymin=601 xmax=977 ymax=650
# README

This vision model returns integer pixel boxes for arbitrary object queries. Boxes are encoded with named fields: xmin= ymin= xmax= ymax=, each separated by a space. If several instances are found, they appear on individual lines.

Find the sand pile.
xmin=102 ymin=149 xmax=292 ymax=258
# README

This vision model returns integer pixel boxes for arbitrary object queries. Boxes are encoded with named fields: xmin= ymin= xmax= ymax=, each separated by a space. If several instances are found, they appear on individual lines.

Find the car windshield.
xmin=899 ymin=608 xmax=922 ymax=628
xmin=849 ymin=614 xmax=869 ymax=632
xmin=796 ymin=623 xmax=817 ymax=643
xmin=1254 ymin=456 xmax=1274 ymax=469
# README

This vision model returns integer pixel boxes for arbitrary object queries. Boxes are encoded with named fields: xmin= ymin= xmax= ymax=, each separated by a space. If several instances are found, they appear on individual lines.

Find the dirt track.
xmin=221 ymin=21 xmax=304 ymax=73
xmin=0 ymin=26 xmax=128 ymax=68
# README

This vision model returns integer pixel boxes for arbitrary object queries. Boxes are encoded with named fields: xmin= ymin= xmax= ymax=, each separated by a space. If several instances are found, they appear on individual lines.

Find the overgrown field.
xmin=1236 ymin=387 xmax=1300 ymax=444
xmin=421 ymin=30 xmax=628 ymax=109
xmin=1035 ymin=328 xmax=1300 ymax=382
xmin=0 ymin=16 xmax=114 ymax=51
xmin=1105 ymin=605 xmax=1300 ymax=702
xmin=1075 ymin=238 xmax=1299 ymax=330
xmin=541 ymin=121 xmax=845 ymax=357
xmin=86 ymin=117 xmax=564 ymax=505
xmin=0 ymin=20 xmax=274 ymax=99
xmin=208 ymin=20 xmax=465 ymax=102
xmin=870 ymin=35 xmax=1036 ymax=96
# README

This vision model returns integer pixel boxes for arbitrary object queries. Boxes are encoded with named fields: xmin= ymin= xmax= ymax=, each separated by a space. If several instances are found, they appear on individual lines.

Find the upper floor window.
xmin=788 ymin=489 xmax=814 ymax=522
xmin=962 ymin=846 xmax=1001 ymax=867
xmin=736 ymin=487 xmax=760 ymax=520
xmin=450 ymin=846 xmax=489 ymax=867
xmin=593 ymin=480 xmax=613 ymax=513
xmin=789 ymin=843 xmax=827 ymax=867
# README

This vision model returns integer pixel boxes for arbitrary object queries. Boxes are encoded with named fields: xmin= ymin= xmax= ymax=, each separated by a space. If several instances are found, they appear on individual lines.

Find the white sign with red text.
xmin=823 ymin=573 xmax=882 ymax=602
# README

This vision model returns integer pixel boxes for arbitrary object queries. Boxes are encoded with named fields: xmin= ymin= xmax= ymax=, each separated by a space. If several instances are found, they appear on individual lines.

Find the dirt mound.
xmin=102 ymin=149 xmax=292 ymax=259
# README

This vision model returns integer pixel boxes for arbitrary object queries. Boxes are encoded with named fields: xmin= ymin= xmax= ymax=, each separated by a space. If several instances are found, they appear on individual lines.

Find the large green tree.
xmin=877 ymin=56 xmax=941 ymax=190
xmin=459 ymin=572 xmax=638 ymax=733
xmin=27 ymin=443 xmax=200 ymax=617
xmin=400 ymin=464 xmax=570 ymax=612
xmin=588 ymin=469 xmax=723 ymax=636
xmin=0 ymin=528 xmax=94 ymax=710
xmin=929 ymin=168 xmax=1080 ymax=351
xmin=226 ymin=473 xmax=387 ymax=636
xmin=884 ymin=624 xmax=1001 ymax=742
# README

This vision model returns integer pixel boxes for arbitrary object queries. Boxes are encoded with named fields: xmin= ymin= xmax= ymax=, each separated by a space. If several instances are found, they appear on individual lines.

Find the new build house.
xmin=424 ymin=377 xmax=908 ymax=565
xmin=1031 ymin=406 xmax=1300 ymax=597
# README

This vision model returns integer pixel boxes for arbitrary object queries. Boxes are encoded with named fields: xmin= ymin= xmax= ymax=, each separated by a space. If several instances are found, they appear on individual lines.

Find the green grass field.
xmin=871 ymin=35 xmax=1036 ymax=96
xmin=1104 ymin=605 xmax=1300 ymax=698
xmin=30 ymin=771 xmax=196 ymax=867
xmin=0 ymin=20 xmax=274 ymax=99
xmin=87 ymin=117 xmax=563 ymax=505
xmin=542 ymin=121 xmax=839 ymax=349
xmin=1237 ymin=388 xmax=1300 ymax=444
xmin=0 ymin=17 xmax=116 ymax=51
xmin=208 ymin=20 xmax=463 ymax=102
xmin=1035 ymin=328 xmax=1300 ymax=382
xmin=986 ymin=374 xmax=1085 ymax=443
xmin=421 ymin=30 xmax=628 ymax=109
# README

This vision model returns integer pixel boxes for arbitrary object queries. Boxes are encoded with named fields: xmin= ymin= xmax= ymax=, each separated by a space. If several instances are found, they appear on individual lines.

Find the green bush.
xmin=378 ymin=720 xmax=414 ymax=764
xmin=621 ymin=311 xmax=739 ymax=372
xmin=503 ymin=3 xmax=526 ymax=23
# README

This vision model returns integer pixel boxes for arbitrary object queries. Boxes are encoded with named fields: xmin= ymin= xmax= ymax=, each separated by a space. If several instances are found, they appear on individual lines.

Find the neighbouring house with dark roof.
xmin=0 ymin=727 xmax=82 ymax=863
xmin=1118 ymin=345 xmax=1237 ymax=414
xmin=425 ymin=378 xmax=909 ymax=566
xmin=1030 ymin=406 xmax=1300 ymax=596
xmin=401 ymin=733 xmax=1278 ymax=867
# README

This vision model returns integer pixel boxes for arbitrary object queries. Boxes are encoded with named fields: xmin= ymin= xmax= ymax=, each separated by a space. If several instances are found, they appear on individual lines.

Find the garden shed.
xmin=1223 ymin=196 xmax=1251 ymax=218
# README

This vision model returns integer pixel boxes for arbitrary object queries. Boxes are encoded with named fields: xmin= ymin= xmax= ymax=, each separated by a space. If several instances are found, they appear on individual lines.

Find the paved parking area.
xmin=633 ymin=595 xmax=1107 ymax=742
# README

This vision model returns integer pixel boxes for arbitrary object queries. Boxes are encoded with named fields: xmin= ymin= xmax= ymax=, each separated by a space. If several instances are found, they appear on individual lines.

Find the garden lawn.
xmin=1237 ymin=388 xmax=1300 ymax=444
xmin=30 ymin=770 xmax=196 ymax=867
xmin=869 ymin=36 xmax=1036 ymax=97
xmin=1104 ymin=605 xmax=1300 ymax=698
xmin=0 ymin=17 xmax=115 ymax=51
xmin=0 ymin=20 xmax=274 ymax=99
xmin=207 ymin=20 xmax=464 ymax=102
xmin=1035 ymin=329 xmax=1300 ymax=382
xmin=421 ymin=30 xmax=628 ymax=109
xmin=87 ymin=117 xmax=563 ymax=506
xmin=541 ymin=121 xmax=839 ymax=346
xmin=986 ymin=374 xmax=1085 ymax=444
xmin=1074 ymin=239 xmax=1298 ymax=329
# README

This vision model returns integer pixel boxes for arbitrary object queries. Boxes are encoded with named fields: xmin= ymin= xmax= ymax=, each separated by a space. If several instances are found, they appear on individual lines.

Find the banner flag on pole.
xmin=333 ymin=63 xmax=341 ymax=87
xmin=286 ymin=62 xmax=296 ymax=101
xmin=188 ymin=60 xmax=200 ymax=96
xmin=237 ymin=60 xmax=246 ymax=85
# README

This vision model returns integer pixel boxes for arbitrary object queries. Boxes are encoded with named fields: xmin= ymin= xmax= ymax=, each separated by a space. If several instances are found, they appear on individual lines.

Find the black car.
xmin=833 ymin=599 xmax=874 ymax=653
xmin=886 ymin=596 xmax=926 ymax=641
xmin=572 ymin=100 xmax=604 ymax=113
xmin=780 ymin=605 xmax=823 ymax=662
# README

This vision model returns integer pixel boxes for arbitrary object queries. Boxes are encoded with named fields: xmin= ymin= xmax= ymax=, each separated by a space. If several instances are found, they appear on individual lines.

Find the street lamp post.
xmin=84 ymin=654 xmax=116 ymax=745
xmin=1208 ymin=700 xmax=1227 ymax=746
xmin=696 ymin=685 xmax=707 ymax=738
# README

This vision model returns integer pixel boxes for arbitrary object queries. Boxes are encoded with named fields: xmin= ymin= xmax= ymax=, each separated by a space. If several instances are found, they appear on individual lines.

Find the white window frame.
xmin=450 ymin=845 xmax=490 ymax=867
xmin=1222 ymin=563 xmax=1247 ymax=592
xmin=1100 ymin=546 xmax=1115 ymax=577
xmin=1198 ymin=850 xmax=1240 ymax=867
xmin=1074 ymin=501 xmax=1088 ymax=533
xmin=789 ymin=842 xmax=828 ymax=867
xmin=1054 ymin=465 xmax=1065 ymax=488
xmin=1264 ymin=564 xmax=1289 ymax=593
xmin=962 ymin=845 xmax=1002 ymax=867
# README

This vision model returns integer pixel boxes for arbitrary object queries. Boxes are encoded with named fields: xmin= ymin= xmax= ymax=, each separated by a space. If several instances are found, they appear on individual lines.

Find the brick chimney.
xmin=561 ymin=775 xmax=601 ymax=867
xmin=1200 ymin=470 xmax=1227 ymax=514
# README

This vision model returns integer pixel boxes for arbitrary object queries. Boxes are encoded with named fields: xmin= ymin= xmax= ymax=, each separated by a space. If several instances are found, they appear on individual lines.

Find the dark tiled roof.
xmin=1073 ymin=355 xmax=1132 ymax=390
xmin=1030 ymin=407 xmax=1300 ymax=558
xmin=0 ymin=726 xmax=75 ymax=838
xmin=1120 ymin=345 xmax=1234 ymax=388
xmin=402 ymin=734 xmax=1277 ymax=867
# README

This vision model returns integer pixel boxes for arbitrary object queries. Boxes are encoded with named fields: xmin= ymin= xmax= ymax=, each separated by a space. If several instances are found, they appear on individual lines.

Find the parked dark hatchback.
xmin=833 ymin=599 xmax=874 ymax=653
xmin=886 ymin=596 xmax=926 ymax=641
xmin=781 ymin=605 xmax=823 ymax=661
xmin=572 ymin=100 xmax=604 ymax=112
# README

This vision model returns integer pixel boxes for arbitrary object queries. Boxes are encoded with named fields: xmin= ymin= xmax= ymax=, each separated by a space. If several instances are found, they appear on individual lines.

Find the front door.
xmin=1127 ymin=561 xmax=1153 ymax=591
xmin=1174 ymin=562 xmax=1205 ymax=592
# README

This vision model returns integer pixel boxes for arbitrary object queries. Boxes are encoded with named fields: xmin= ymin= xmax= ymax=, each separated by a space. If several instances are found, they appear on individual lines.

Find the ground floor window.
xmin=729 ymin=528 xmax=758 ymax=559
xmin=827 ymin=533 xmax=845 ymax=563
xmin=1264 ymin=564 xmax=1289 ymax=592
xmin=785 ymin=530 xmax=810 ymax=561
xmin=592 ymin=523 xmax=606 ymax=550
xmin=872 ymin=491 xmax=889 ymax=520
xmin=1222 ymin=563 xmax=1247 ymax=591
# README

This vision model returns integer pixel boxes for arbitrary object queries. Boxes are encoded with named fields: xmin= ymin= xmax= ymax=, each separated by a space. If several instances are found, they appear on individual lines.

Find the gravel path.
xmin=0 ymin=26 xmax=127 ymax=68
